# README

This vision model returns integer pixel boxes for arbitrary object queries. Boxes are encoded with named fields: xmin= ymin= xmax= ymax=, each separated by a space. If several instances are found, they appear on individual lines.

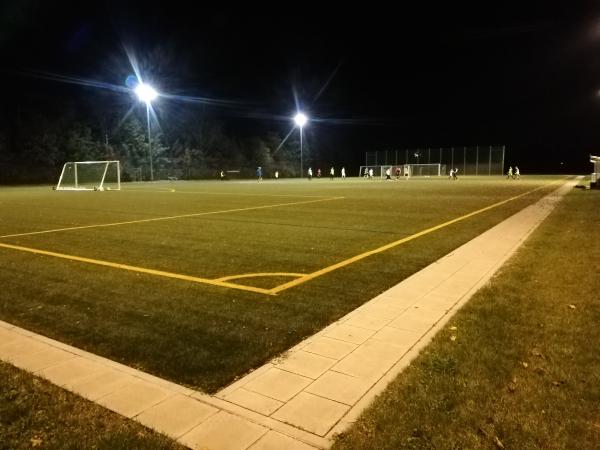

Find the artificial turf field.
xmin=0 ymin=176 xmax=566 ymax=392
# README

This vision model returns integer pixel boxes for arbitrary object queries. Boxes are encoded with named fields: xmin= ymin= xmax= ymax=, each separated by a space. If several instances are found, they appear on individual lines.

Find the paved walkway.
xmin=0 ymin=179 xmax=577 ymax=449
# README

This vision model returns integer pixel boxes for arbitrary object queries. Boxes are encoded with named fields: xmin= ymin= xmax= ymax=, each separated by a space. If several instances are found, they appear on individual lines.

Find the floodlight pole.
xmin=294 ymin=112 xmax=308 ymax=178
xmin=146 ymin=103 xmax=153 ymax=181
xmin=300 ymin=127 xmax=303 ymax=177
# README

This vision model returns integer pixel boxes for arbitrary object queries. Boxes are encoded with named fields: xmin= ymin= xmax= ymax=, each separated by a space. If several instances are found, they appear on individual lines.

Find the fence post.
xmin=501 ymin=145 xmax=506 ymax=175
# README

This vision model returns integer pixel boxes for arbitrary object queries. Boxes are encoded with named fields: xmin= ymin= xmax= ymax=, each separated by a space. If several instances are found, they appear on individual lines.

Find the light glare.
xmin=135 ymin=83 xmax=158 ymax=103
xmin=294 ymin=112 xmax=308 ymax=128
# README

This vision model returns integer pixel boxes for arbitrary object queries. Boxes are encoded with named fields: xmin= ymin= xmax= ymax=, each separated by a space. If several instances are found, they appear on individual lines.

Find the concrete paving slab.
xmin=222 ymin=388 xmax=284 ymax=416
xmin=330 ymin=349 xmax=397 ymax=382
xmin=387 ymin=308 xmax=442 ymax=333
xmin=370 ymin=326 xmax=423 ymax=349
xmin=180 ymin=410 xmax=267 ymax=450
xmin=70 ymin=369 xmax=137 ymax=401
xmin=274 ymin=351 xmax=336 ymax=379
xmin=0 ymin=337 xmax=47 ymax=361
xmin=249 ymin=430 xmax=319 ymax=450
xmin=343 ymin=313 xmax=393 ymax=331
xmin=305 ymin=371 xmax=373 ymax=406
xmin=0 ymin=326 xmax=23 ymax=345
xmin=136 ymin=394 xmax=219 ymax=438
xmin=243 ymin=368 xmax=312 ymax=402
xmin=37 ymin=356 xmax=107 ymax=388
xmin=324 ymin=324 xmax=376 ymax=344
xmin=355 ymin=303 xmax=408 ymax=320
xmin=11 ymin=346 xmax=75 ymax=373
xmin=272 ymin=392 xmax=349 ymax=436
xmin=301 ymin=337 xmax=357 ymax=360
xmin=97 ymin=378 xmax=175 ymax=418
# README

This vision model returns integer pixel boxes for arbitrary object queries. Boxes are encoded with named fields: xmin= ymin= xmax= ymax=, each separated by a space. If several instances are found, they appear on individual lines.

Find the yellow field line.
xmin=0 ymin=196 xmax=344 ymax=239
xmin=215 ymin=272 xmax=305 ymax=282
xmin=0 ymin=242 xmax=275 ymax=295
xmin=268 ymin=179 xmax=566 ymax=294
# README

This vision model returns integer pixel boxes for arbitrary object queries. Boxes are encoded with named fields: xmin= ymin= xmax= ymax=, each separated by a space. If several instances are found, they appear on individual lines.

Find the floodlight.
xmin=135 ymin=83 xmax=158 ymax=103
xmin=294 ymin=112 xmax=308 ymax=128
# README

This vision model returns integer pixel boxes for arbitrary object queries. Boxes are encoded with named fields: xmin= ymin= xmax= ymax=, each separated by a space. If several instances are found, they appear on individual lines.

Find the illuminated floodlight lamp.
xmin=134 ymin=82 xmax=158 ymax=181
xmin=135 ymin=83 xmax=158 ymax=104
xmin=294 ymin=112 xmax=308 ymax=128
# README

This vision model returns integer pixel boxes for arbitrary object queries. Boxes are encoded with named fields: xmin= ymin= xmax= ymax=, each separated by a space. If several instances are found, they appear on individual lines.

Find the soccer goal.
xmin=404 ymin=163 xmax=445 ymax=177
xmin=55 ymin=161 xmax=121 ymax=191
xmin=358 ymin=165 xmax=392 ymax=178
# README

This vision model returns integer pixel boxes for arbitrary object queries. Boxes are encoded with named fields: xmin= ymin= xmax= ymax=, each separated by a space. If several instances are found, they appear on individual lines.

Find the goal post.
xmin=359 ymin=164 xmax=445 ymax=178
xmin=55 ymin=161 xmax=121 ymax=191
xmin=405 ymin=163 xmax=444 ymax=177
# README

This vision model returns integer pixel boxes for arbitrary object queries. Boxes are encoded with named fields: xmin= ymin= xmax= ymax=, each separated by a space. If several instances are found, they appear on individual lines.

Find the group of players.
xmin=241 ymin=165 xmax=521 ymax=182
xmin=307 ymin=166 xmax=346 ymax=180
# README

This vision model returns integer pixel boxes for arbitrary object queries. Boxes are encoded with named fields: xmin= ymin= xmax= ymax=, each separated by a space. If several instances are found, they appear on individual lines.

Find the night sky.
xmin=2 ymin=1 xmax=600 ymax=173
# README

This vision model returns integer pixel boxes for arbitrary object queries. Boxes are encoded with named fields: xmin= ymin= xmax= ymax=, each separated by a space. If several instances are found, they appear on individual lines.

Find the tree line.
xmin=0 ymin=97 xmax=310 ymax=184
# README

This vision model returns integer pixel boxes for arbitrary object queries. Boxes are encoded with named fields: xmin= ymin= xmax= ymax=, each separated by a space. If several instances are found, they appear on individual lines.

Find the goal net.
xmin=404 ymin=163 xmax=444 ymax=177
xmin=55 ymin=161 xmax=121 ymax=191
xmin=359 ymin=165 xmax=394 ymax=178
xmin=359 ymin=164 xmax=445 ymax=178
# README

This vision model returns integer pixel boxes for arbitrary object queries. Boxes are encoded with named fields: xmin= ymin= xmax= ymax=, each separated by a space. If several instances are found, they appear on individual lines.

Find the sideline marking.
xmin=268 ymin=179 xmax=566 ymax=294
xmin=0 ymin=196 xmax=343 ymax=239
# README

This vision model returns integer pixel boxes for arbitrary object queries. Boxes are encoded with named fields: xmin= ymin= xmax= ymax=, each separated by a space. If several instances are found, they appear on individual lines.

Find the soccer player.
xmin=317 ymin=168 xmax=321 ymax=178
xmin=385 ymin=167 xmax=391 ymax=180
xmin=275 ymin=170 xmax=279 ymax=180
xmin=330 ymin=166 xmax=335 ymax=180
xmin=507 ymin=166 xmax=513 ymax=179
xmin=341 ymin=167 xmax=346 ymax=179
xmin=256 ymin=166 xmax=262 ymax=182
xmin=395 ymin=167 xmax=401 ymax=180
xmin=364 ymin=167 xmax=369 ymax=178
xmin=515 ymin=166 xmax=520 ymax=179
xmin=308 ymin=167 xmax=313 ymax=180
xmin=449 ymin=168 xmax=454 ymax=179
xmin=368 ymin=168 xmax=374 ymax=179
xmin=452 ymin=168 xmax=459 ymax=180
xmin=220 ymin=170 xmax=225 ymax=181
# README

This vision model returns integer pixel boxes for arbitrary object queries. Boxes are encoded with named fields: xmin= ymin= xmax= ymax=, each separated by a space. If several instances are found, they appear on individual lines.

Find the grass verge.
xmin=333 ymin=187 xmax=600 ymax=449
xmin=0 ymin=362 xmax=184 ymax=450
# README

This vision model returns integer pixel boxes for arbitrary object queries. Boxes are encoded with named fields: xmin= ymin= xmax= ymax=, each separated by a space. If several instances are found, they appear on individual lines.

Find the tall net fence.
xmin=365 ymin=146 xmax=505 ymax=176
